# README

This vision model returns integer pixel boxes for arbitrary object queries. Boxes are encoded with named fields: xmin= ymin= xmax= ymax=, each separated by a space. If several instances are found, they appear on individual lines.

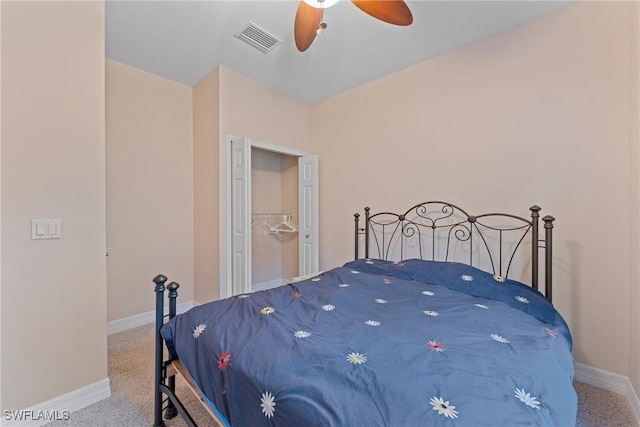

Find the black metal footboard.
xmin=153 ymin=275 xmax=198 ymax=427
xmin=354 ymin=202 xmax=556 ymax=302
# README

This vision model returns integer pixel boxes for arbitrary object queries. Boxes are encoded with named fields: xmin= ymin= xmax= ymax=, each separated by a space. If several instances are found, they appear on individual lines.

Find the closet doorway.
xmin=227 ymin=137 xmax=318 ymax=296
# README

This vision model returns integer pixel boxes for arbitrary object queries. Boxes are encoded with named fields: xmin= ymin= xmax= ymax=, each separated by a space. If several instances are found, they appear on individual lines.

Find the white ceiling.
xmin=106 ymin=0 xmax=572 ymax=104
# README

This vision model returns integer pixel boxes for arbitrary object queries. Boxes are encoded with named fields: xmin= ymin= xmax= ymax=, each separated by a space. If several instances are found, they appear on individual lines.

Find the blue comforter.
xmin=161 ymin=259 xmax=577 ymax=426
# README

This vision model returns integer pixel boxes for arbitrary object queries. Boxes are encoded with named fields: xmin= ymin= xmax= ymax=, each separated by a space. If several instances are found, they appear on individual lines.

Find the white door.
xmin=228 ymin=140 xmax=318 ymax=296
xmin=298 ymin=155 xmax=319 ymax=275
xmin=230 ymin=138 xmax=252 ymax=295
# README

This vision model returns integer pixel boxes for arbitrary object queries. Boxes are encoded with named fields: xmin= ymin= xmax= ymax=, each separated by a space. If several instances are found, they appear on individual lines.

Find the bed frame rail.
xmin=153 ymin=275 xmax=197 ymax=427
xmin=354 ymin=202 xmax=555 ymax=302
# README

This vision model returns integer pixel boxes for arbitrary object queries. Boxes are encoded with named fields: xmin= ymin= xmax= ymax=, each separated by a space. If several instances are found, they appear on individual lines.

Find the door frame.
xmin=222 ymin=136 xmax=314 ymax=299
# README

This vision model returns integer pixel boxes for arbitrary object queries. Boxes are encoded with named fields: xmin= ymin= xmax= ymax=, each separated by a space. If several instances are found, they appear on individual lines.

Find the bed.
xmin=153 ymin=201 xmax=577 ymax=427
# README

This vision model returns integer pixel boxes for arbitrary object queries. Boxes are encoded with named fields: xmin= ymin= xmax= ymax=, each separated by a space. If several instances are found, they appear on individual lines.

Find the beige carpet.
xmin=43 ymin=323 xmax=638 ymax=427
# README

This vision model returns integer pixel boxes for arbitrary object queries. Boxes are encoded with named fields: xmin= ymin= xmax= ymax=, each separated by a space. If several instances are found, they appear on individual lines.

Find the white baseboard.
xmin=575 ymin=362 xmax=629 ymax=394
xmin=107 ymin=300 xmax=196 ymax=335
xmin=1 ymin=378 xmax=111 ymax=427
xmin=575 ymin=362 xmax=640 ymax=424
xmin=629 ymin=381 xmax=640 ymax=425
xmin=252 ymin=278 xmax=289 ymax=293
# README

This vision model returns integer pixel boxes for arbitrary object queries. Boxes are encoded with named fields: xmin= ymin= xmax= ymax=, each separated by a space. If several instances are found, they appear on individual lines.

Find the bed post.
xmin=164 ymin=281 xmax=181 ymax=419
xmin=543 ymin=215 xmax=555 ymax=303
xmin=530 ymin=206 xmax=541 ymax=291
xmin=354 ymin=213 xmax=360 ymax=260
xmin=153 ymin=274 xmax=168 ymax=427
xmin=364 ymin=207 xmax=370 ymax=259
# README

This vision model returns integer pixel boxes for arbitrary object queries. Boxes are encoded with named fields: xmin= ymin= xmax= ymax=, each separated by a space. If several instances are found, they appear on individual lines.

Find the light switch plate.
xmin=31 ymin=219 xmax=61 ymax=240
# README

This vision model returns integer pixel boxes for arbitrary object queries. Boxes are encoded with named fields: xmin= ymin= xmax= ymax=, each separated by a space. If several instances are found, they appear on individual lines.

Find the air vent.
xmin=234 ymin=21 xmax=282 ymax=54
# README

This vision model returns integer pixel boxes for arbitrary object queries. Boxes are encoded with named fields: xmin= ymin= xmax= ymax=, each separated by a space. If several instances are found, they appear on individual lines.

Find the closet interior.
xmin=251 ymin=148 xmax=299 ymax=291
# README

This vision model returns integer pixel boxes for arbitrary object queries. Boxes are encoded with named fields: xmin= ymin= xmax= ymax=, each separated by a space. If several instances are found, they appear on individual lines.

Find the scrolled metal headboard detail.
xmin=354 ymin=201 xmax=555 ymax=302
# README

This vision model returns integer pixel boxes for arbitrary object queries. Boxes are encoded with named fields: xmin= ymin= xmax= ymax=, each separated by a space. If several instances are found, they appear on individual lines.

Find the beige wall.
xmin=0 ymin=1 xmax=4 ymax=410
xmin=106 ymin=59 xmax=194 ymax=321
xmin=0 ymin=0 xmax=3 ymax=410
xmin=251 ymin=149 xmax=284 ymax=285
xmin=193 ymin=68 xmax=220 ymax=303
xmin=219 ymin=67 xmax=312 ymax=153
xmin=216 ymin=67 xmax=313 ymax=298
xmin=630 ymin=0 xmax=640 ymax=396
xmin=311 ymin=1 xmax=633 ymax=377
xmin=193 ymin=67 xmax=312 ymax=301
xmin=1 ymin=1 xmax=107 ymax=410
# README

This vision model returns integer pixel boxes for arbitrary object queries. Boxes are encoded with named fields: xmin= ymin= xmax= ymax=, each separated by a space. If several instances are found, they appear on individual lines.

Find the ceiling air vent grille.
xmin=234 ymin=21 xmax=282 ymax=54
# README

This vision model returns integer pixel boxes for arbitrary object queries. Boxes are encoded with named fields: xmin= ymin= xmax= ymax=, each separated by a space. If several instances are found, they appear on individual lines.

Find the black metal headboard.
xmin=354 ymin=201 xmax=555 ymax=302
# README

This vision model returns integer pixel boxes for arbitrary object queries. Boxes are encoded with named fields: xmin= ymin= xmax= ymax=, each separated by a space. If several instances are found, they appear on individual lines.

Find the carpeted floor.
xmin=44 ymin=323 xmax=638 ymax=427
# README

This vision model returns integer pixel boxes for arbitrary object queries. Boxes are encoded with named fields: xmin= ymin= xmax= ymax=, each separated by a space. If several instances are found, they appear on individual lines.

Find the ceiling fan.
xmin=294 ymin=0 xmax=413 ymax=52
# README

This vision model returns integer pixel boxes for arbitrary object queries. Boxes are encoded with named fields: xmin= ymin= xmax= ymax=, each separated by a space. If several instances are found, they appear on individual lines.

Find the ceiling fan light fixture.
xmin=303 ymin=0 xmax=340 ymax=9
xmin=295 ymin=0 xmax=412 ymax=52
xmin=316 ymin=21 xmax=328 ymax=35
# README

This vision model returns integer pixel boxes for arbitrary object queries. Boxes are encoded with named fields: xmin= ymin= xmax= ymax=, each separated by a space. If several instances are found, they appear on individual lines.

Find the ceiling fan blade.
xmin=294 ymin=1 xmax=323 ymax=52
xmin=351 ymin=0 xmax=413 ymax=26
